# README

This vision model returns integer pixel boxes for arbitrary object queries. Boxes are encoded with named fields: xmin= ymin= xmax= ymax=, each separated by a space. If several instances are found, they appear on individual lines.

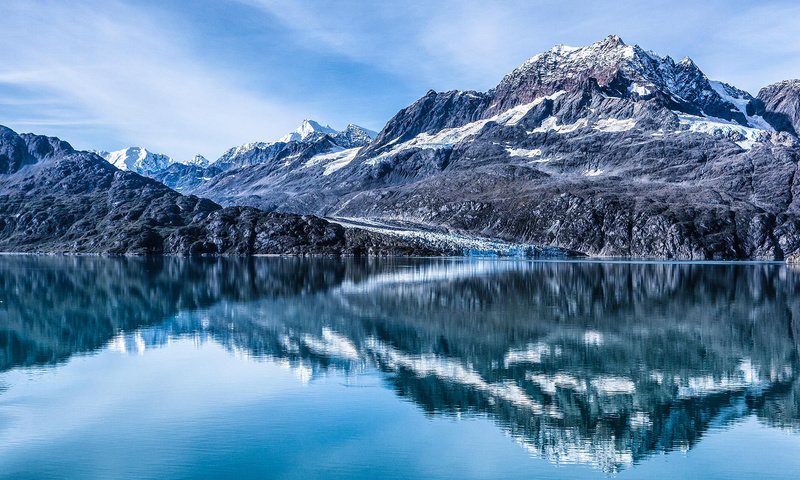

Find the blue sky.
xmin=1 ymin=0 xmax=799 ymax=160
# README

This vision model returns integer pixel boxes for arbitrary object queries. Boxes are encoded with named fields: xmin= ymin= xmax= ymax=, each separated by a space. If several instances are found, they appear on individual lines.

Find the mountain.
xmin=215 ymin=120 xmax=376 ymax=169
xmin=176 ymin=35 xmax=800 ymax=260
xmin=186 ymin=154 xmax=210 ymax=167
xmin=7 ymin=36 xmax=800 ymax=259
xmin=148 ymin=120 xmax=377 ymax=192
xmin=96 ymin=146 xmax=172 ymax=176
xmin=757 ymin=79 xmax=800 ymax=135
xmin=332 ymin=123 xmax=379 ymax=148
xmin=0 ymin=125 xmax=441 ymax=255
xmin=279 ymin=119 xmax=337 ymax=143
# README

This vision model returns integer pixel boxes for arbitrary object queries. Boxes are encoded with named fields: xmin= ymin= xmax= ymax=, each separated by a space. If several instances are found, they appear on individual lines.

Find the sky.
xmin=1 ymin=0 xmax=799 ymax=160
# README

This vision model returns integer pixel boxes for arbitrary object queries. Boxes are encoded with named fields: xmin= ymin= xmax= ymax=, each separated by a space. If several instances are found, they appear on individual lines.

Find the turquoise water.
xmin=1 ymin=256 xmax=799 ymax=479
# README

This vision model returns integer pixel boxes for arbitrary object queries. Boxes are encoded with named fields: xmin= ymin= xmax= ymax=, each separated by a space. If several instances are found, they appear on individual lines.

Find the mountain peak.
xmin=597 ymin=34 xmax=626 ymax=48
xmin=99 ymin=146 xmax=172 ymax=174
xmin=279 ymin=119 xmax=337 ymax=143
xmin=186 ymin=154 xmax=209 ymax=167
xmin=486 ymin=35 xmax=764 ymax=126
xmin=334 ymin=124 xmax=378 ymax=148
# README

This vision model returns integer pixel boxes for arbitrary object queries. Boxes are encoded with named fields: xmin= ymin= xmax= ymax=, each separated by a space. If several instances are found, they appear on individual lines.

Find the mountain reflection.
xmin=1 ymin=256 xmax=799 ymax=472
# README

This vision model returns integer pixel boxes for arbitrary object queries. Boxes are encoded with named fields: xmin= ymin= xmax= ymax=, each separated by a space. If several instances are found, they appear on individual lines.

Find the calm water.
xmin=1 ymin=256 xmax=799 ymax=479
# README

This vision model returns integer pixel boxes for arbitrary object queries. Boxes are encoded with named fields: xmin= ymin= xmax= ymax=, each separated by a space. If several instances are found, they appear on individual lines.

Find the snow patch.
xmin=629 ymin=83 xmax=652 ymax=96
xmin=709 ymin=81 xmax=775 ymax=131
xmin=677 ymin=113 xmax=766 ymax=149
xmin=367 ymin=91 xmax=565 ymax=165
xmin=529 ymin=116 xmax=588 ymax=134
xmin=594 ymin=118 xmax=637 ymax=132
xmin=323 ymin=149 xmax=360 ymax=175
xmin=505 ymin=146 xmax=542 ymax=158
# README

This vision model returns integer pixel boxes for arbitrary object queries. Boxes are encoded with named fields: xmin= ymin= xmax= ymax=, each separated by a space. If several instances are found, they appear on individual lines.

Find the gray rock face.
xmin=757 ymin=79 xmax=800 ymax=135
xmin=169 ymin=36 xmax=800 ymax=260
xmin=333 ymin=124 xmax=379 ymax=148
xmin=0 ymin=125 xmax=441 ymax=256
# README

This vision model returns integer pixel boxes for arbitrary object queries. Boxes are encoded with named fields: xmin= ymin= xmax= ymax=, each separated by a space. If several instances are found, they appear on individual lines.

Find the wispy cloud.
xmin=243 ymin=0 xmax=800 ymax=94
xmin=1 ymin=0 xmax=798 ymax=159
xmin=0 ymin=0 xmax=299 ymax=159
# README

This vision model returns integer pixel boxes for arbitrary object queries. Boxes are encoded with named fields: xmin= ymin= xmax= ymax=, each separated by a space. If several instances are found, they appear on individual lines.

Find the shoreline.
xmin=0 ymin=251 xmax=790 ymax=264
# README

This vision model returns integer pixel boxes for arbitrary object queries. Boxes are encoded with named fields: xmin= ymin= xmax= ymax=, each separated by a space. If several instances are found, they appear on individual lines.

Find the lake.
xmin=1 ymin=256 xmax=799 ymax=479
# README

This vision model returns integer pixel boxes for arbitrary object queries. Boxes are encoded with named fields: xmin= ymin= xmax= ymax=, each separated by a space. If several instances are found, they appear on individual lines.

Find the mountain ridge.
xmin=0 ymin=125 xmax=445 ymax=256
xmin=5 ymin=35 xmax=800 ymax=259
xmin=171 ymin=35 xmax=800 ymax=259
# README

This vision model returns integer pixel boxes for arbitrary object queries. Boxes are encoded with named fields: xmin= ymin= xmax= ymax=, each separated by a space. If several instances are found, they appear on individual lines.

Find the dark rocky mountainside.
xmin=0 ymin=125 xmax=439 ymax=255
xmin=757 ymin=79 xmax=800 ymax=135
xmin=154 ymin=35 xmax=800 ymax=260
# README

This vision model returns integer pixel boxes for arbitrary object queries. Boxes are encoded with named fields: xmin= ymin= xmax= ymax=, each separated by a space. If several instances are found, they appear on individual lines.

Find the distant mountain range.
xmin=3 ymin=35 xmax=800 ymax=258
xmin=0 ymin=125 xmax=442 ymax=255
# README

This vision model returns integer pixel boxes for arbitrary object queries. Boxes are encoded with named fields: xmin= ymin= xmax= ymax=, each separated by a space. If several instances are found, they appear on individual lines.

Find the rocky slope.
xmin=757 ymin=79 xmax=800 ymax=135
xmin=172 ymin=35 xmax=800 ymax=260
xmin=0 ymin=125 xmax=441 ymax=255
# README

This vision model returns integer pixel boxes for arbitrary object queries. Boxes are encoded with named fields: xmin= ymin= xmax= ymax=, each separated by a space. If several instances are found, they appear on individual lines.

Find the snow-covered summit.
xmin=185 ymin=154 xmax=210 ymax=168
xmin=97 ymin=147 xmax=172 ymax=175
xmin=279 ymin=120 xmax=338 ymax=143
xmin=209 ymin=121 xmax=377 ymax=171
xmin=490 ymin=34 xmax=760 ymax=127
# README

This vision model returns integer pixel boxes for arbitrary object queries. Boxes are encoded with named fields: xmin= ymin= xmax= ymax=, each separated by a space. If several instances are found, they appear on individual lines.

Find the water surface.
xmin=1 ymin=256 xmax=799 ymax=479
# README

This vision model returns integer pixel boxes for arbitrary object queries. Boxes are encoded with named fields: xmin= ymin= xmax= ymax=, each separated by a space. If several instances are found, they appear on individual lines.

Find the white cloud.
xmin=0 ymin=0 xmax=300 ymax=160
xmin=241 ymin=0 xmax=800 ymax=95
xmin=2 ymin=0 xmax=798 ymax=160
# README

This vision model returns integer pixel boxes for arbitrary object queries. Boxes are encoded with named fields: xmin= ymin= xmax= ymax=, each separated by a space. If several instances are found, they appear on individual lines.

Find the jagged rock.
xmin=757 ymin=79 xmax=800 ymax=135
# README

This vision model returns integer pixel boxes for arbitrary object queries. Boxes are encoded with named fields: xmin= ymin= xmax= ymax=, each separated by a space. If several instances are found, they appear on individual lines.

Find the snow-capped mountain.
xmin=366 ymin=35 xmax=778 ymax=154
xmin=80 ymin=35 xmax=800 ymax=259
xmin=186 ymin=154 xmax=210 ymax=168
xmin=96 ymin=147 xmax=172 ymax=176
xmin=279 ymin=119 xmax=338 ymax=143
xmin=486 ymin=35 xmax=762 ymax=124
xmin=183 ymin=35 xmax=800 ymax=260
xmin=144 ymin=120 xmax=377 ymax=192
xmin=210 ymin=120 xmax=376 ymax=170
